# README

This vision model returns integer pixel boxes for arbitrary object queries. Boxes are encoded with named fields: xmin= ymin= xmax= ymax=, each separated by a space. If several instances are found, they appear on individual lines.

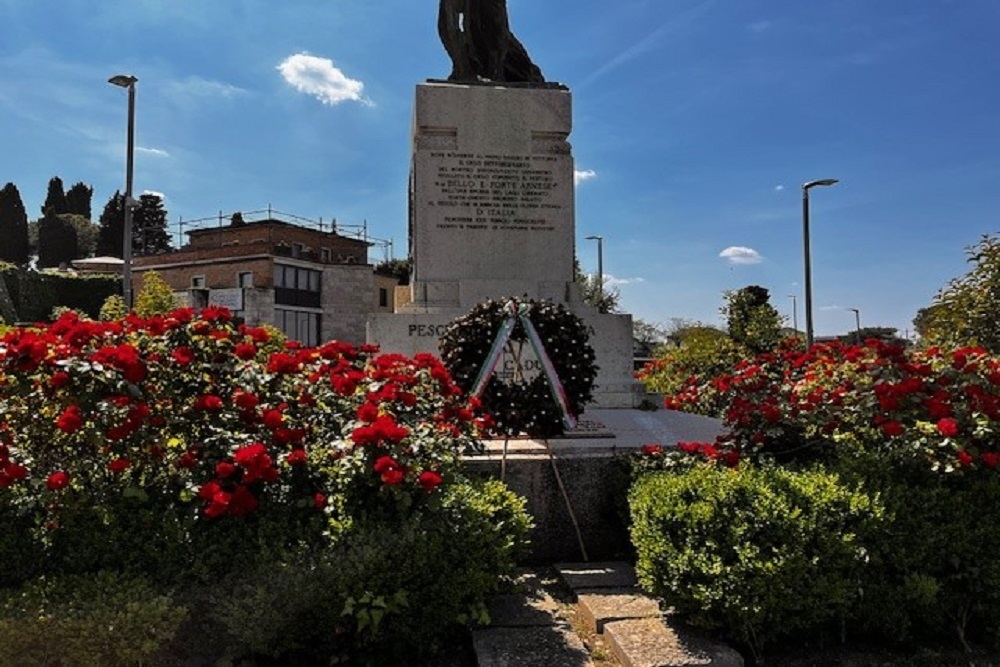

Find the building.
xmin=133 ymin=217 xmax=377 ymax=345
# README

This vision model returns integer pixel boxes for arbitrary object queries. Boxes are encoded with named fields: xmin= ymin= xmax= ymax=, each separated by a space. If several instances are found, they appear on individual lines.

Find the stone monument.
xmin=367 ymin=1 xmax=639 ymax=408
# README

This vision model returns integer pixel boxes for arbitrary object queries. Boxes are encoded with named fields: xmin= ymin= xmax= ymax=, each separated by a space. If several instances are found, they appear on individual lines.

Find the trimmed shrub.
xmin=0 ymin=571 xmax=187 ymax=667
xmin=630 ymin=463 xmax=883 ymax=660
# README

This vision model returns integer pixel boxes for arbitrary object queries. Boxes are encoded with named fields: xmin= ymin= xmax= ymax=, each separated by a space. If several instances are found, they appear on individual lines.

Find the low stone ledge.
xmin=604 ymin=618 xmax=743 ymax=667
xmin=555 ymin=561 xmax=638 ymax=591
xmin=472 ymin=625 xmax=594 ymax=667
xmin=576 ymin=588 xmax=663 ymax=634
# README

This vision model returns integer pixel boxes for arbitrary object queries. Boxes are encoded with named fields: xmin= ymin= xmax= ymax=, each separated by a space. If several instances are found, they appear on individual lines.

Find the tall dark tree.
xmin=41 ymin=176 xmax=68 ymax=217
xmin=37 ymin=212 xmax=78 ymax=268
xmin=0 ymin=182 xmax=30 ymax=265
xmin=96 ymin=192 xmax=125 ymax=257
xmin=65 ymin=182 xmax=94 ymax=220
xmin=133 ymin=193 xmax=172 ymax=255
xmin=721 ymin=285 xmax=783 ymax=354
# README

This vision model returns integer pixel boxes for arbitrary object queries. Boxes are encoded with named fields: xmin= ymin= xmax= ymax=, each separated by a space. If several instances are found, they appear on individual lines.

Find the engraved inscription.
xmin=425 ymin=151 xmax=563 ymax=232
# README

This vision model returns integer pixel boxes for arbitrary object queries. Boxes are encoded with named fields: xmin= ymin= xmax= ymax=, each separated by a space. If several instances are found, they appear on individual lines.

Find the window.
xmin=191 ymin=275 xmax=205 ymax=288
xmin=379 ymin=287 xmax=389 ymax=308
xmin=275 ymin=308 xmax=321 ymax=347
xmin=238 ymin=271 xmax=253 ymax=287
xmin=274 ymin=264 xmax=321 ymax=308
xmin=292 ymin=243 xmax=304 ymax=258
xmin=321 ymin=248 xmax=331 ymax=263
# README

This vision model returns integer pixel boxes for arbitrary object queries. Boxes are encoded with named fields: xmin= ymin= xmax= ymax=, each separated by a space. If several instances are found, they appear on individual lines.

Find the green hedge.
xmin=0 ymin=263 xmax=120 ymax=321
xmin=630 ymin=463 xmax=883 ymax=659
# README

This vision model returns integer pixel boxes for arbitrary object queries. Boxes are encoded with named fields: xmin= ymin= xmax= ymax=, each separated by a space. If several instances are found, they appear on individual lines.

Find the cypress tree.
xmin=37 ymin=212 xmax=78 ymax=268
xmin=0 ymin=182 xmax=30 ymax=265
xmin=133 ymin=193 xmax=172 ymax=255
xmin=65 ymin=182 xmax=94 ymax=220
xmin=41 ymin=176 xmax=68 ymax=216
xmin=96 ymin=192 xmax=125 ymax=257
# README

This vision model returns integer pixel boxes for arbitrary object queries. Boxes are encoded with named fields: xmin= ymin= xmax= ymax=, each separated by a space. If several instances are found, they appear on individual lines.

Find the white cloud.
xmin=748 ymin=20 xmax=772 ymax=34
xmin=719 ymin=246 xmax=763 ymax=265
xmin=277 ymin=53 xmax=370 ymax=106
xmin=142 ymin=190 xmax=165 ymax=201
xmin=137 ymin=146 xmax=169 ymax=157
xmin=605 ymin=274 xmax=645 ymax=287
xmin=574 ymin=169 xmax=597 ymax=185
xmin=774 ymin=184 xmax=785 ymax=192
xmin=171 ymin=76 xmax=248 ymax=99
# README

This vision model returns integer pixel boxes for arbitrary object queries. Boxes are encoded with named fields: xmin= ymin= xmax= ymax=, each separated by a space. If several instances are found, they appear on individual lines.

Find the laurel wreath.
xmin=439 ymin=298 xmax=598 ymax=438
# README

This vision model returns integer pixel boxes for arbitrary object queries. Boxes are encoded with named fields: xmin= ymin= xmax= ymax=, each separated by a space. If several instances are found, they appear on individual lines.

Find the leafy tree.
xmin=99 ymin=294 xmax=128 ymax=321
xmin=134 ymin=271 xmax=176 ymax=317
xmin=65 ymin=182 xmax=94 ymax=220
xmin=64 ymin=214 xmax=98 ymax=259
xmin=0 ymin=182 xmax=30 ymax=265
xmin=374 ymin=257 xmax=412 ymax=285
xmin=36 ymin=212 xmax=78 ymax=268
xmin=918 ymin=234 xmax=1000 ymax=353
xmin=96 ymin=192 xmax=125 ymax=257
xmin=133 ymin=194 xmax=172 ymax=255
xmin=633 ymin=318 xmax=671 ymax=357
xmin=721 ymin=285 xmax=783 ymax=354
xmin=41 ymin=176 xmax=68 ymax=217
xmin=836 ymin=326 xmax=907 ymax=347
xmin=574 ymin=258 xmax=619 ymax=313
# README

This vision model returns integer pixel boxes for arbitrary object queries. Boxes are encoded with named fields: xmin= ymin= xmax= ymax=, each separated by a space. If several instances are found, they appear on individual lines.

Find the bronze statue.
xmin=438 ymin=0 xmax=545 ymax=84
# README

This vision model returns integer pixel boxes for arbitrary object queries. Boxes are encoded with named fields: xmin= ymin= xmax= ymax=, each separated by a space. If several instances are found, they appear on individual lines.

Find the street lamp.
xmin=847 ymin=307 xmax=861 ymax=345
xmin=802 ymin=178 xmax=839 ymax=348
xmin=109 ymin=74 xmax=138 ymax=308
xmin=585 ymin=235 xmax=604 ymax=311
xmin=788 ymin=294 xmax=798 ymax=335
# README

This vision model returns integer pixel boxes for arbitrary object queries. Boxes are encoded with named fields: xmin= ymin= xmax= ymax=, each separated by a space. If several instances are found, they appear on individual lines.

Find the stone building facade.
xmin=133 ymin=219 xmax=376 ymax=345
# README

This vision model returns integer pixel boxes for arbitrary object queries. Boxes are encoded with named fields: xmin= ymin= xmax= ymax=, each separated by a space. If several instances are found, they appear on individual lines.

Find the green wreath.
xmin=440 ymin=298 xmax=598 ymax=438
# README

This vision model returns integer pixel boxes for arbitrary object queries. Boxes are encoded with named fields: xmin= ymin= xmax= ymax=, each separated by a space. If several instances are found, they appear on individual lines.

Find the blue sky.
xmin=2 ymin=0 xmax=999 ymax=338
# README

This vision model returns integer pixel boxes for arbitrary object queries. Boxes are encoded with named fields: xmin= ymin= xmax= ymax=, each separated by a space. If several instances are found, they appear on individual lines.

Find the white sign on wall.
xmin=209 ymin=288 xmax=244 ymax=311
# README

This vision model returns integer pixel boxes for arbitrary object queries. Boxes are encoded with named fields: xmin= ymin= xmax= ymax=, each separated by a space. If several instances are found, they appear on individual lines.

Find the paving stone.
xmin=576 ymin=588 xmax=663 ymax=634
xmin=473 ymin=625 xmax=594 ymax=667
xmin=487 ymin=591 xmax=560 ymax=628
xmin=555 ymin=561 xmax=638 ymax=591
xmin=604 ymin=618 xmax=743 ymax=667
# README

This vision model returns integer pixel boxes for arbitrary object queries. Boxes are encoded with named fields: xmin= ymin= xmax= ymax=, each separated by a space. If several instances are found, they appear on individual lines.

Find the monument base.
xmin=367 ymin=304 xmax=642 ymax=409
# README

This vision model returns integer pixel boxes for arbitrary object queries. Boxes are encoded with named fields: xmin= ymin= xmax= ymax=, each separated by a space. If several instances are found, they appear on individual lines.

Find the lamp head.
xmin=108 ymin=74 xmax=138 ymax=88
xmin=803 ymin=178 xmax=839 ymax=190
xmin=585 ymin=235 xmax=603 ymax=241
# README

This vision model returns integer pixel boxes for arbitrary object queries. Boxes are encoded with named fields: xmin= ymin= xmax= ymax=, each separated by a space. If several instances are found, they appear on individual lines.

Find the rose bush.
xmin=0 ymin=307 xmax=529 ymax=663
xmin=632 ymin=338 xmax=1000 ymax=656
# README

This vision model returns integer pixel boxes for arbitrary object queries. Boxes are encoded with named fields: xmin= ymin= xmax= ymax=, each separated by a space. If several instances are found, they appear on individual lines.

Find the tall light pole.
xmin=802 ymin=178 xmax=838 ymax=348
xmin=585 ymin=235 xmax=604 ymax=311
xmin=788 ymin=294 xmax=798 ymax=335
xmin=109 ymin=74 xmax=138 ymax=308
xmin=847 ymin=307 xmax=861 ymax=345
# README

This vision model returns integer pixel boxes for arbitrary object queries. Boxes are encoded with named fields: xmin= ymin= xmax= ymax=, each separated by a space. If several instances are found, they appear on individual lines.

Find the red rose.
xmin=46 ymin=470 xmax=70 ymax=491
xmin=937 ymin=418 xmax=960 ymax=438
xmin=881 ymin=421 xmax=905 ymax=437
xmin=313 ymin=492 xmax=327 ymax=509
xmin=418 ymin=470 xmax=443 ymax=492
xmin=640 ymin=444 xmax=663 ymax=456
xmin=957 ymin=450 xmax=974 ymax=467
xmin=171 ymin=347 xmax=195 ymax=366
xmin=107 ymin=458 xmax=132 ymax=473
xmin=263 ymin=409 xmax=284 ymax=430
xmin=234 ymin=343 xmax=257 ymax=360
xmin=3 ymin=462 xmax=28 ymax=480
xmin=216 ymin=461 xmax=236 ymax=478
xmin=194 ymin=395 xmax=224 ymax=411
xmin=373 ymin=455 xmax=399 ymax=473
xmin=56 ymin=405 xmax=84 ymax=433
xmin=981 ymin=452 xmax=1000 ymax=469
xmin=380 ymin=468 xmax=405 ymax=486
xmin=356 ymin=402 xmax=379 ymax=423
xmin=49 ymin=371 xmax=71 ymax=389
xmin=233 ymin=391 xmax=260 ymax=410
xmin=286 ymin=449 xmax=308 ymax=465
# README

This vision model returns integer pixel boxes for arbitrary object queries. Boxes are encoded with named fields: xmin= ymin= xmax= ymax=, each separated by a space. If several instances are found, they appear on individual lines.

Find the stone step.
xmin=554 ymin=562 xmax=744 ymax=667
xmin=473 ymin=569 xmax=594 ymax=667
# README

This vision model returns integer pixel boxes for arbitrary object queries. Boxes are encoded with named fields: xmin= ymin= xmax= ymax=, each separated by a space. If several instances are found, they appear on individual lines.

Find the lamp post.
xmin=847 ymin=307 xmax=861 ymax=345
xmin=802 ymin=178 xmax=839 ymax=348
xmin=788 ymin=294 xmax=798 ymax=336
xmin=109 ymin=74 xmax=138 ymax=308
xmin=585 ymin=234 xmax=604 ymax=311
